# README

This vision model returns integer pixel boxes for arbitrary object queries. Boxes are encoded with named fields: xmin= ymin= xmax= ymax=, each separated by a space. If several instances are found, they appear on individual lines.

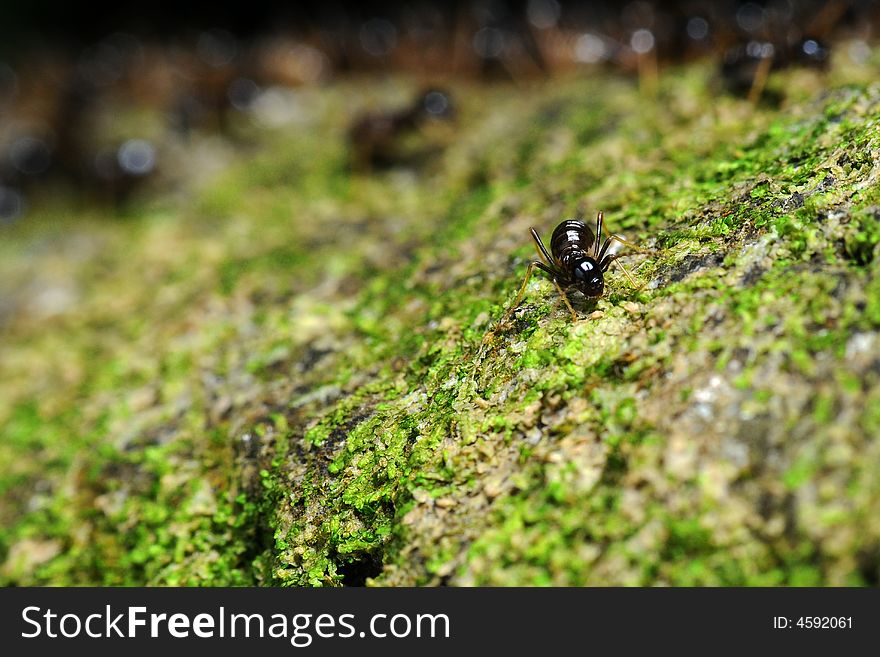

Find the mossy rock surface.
xmin=2 ymin=59 xmax=880 ymax=586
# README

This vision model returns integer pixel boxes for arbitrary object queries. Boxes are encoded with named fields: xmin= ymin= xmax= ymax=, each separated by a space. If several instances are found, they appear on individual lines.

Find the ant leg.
xmin=597 ymin=233 xmax=653 ymax=261
xmin=600 ymin=253 xmax=641 ymax=290
xmin=530 ymin=227 xmax=579 ymax=318
xmin=594 ymin=211 xmax=604 ymax=258
xmin=503 ymin=260 xmax=556 ymax=321
xmin=552 ymin=279 xmax=579 ymax=321
xmin=530 ymin=228 xmax=553 ymax=265
xmin=504 ymin=261 xmax=579 ymax=322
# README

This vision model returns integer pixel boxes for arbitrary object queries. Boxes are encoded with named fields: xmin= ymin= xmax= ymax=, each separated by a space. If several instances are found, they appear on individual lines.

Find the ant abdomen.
xmin=550 ymin=219 xmax=597 ymax=263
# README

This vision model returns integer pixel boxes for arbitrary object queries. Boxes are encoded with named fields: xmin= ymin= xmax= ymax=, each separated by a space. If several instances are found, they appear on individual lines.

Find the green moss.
xmin=4 ymin=64 xmax=880 ymax=587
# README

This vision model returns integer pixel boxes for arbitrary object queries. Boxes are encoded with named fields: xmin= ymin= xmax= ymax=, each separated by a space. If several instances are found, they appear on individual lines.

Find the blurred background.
xmin=1 ymin=0 xmax=878 ymax=226
xmin=3 ymin=0 xmax=880 ymax=586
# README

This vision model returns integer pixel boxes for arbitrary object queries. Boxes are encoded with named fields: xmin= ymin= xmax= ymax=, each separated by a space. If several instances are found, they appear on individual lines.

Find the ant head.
xmin=571 ymin=256 xmax=604 ymax=298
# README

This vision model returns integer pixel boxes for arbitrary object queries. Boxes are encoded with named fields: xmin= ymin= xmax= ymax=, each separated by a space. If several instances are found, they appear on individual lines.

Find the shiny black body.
xmin=507 ymin=211 xmax=643 ymax=321
xmin=533 ymin=215 xmax=625 ymax=299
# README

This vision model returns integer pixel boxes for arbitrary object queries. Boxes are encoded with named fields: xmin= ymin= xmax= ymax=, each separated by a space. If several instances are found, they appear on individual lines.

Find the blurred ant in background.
xmin=0 ymin=37 xmax=161 ymax=217
xmin=2 ymin=0 xmax=878 ymax=222
xmin=716 ymin=0 xmax=847 ymax=103
xmin=348 ymin=87 xmax=455 ymax=172
xmin=721 ymin=35 xmax=831 ymax=103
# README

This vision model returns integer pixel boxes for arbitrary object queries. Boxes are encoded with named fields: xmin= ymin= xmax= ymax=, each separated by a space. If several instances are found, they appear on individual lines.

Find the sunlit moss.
xmin=2 ymin=65 xmax=880 ymax=586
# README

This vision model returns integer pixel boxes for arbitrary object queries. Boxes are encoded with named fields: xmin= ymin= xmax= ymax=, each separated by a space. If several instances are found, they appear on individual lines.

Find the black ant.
xmin=506 ymin=212 xmax=646 ymax=321
xmin=721 ymin=36 xmax=830 ymax=103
